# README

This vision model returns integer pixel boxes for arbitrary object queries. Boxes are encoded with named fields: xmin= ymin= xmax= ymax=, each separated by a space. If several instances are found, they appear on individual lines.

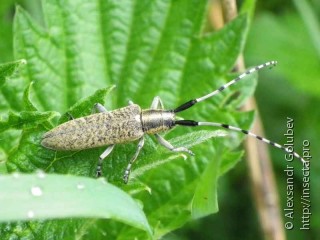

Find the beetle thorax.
xmin=141 ymin=109 xmax=175 ymax=134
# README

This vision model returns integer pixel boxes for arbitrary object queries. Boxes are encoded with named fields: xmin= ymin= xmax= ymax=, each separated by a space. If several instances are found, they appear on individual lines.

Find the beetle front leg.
xmin=96 ymin=144 xmax=115 ymax=177
xmin=123 ymin=137 xmax=145 ymax=184
xmin=155 ymin=134 xmax=194 ymax=155
xmin=66 ymin=112 xmax=75 ymax=120
xmin=93 ymin=103 xmax=108 ymax=113
xmin=150 ymin=96 xmax=165 ymax=110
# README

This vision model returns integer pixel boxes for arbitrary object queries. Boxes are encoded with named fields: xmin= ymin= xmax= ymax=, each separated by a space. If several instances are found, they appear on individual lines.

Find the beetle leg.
xmin=93 ymin=103 xmax=110 ymax=176
xmin=123 ymin=137 xmax=145 ymax=184
xmin=66 ymin=112 xmax=74 ymax=120
xmin=155 ymin=134 xmax=194 ymax=156
xmin=93 ymin=103 xmax=108 ymax=113
xmin=128 ymin=100 xmax=134 ymax=105
xmin=150 ymin=96 xmax=164 ymax=110
xmin=96 ymin=144 xmax=115 ymax=177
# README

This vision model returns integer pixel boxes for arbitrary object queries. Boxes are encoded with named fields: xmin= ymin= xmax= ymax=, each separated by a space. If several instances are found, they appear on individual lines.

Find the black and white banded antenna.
xmin=172 ymin=61 xmax=306 ymax=164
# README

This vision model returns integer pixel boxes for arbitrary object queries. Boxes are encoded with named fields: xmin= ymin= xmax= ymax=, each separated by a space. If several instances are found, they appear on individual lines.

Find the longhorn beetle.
xmin=41 ymin=61 xmax=306 ymax=183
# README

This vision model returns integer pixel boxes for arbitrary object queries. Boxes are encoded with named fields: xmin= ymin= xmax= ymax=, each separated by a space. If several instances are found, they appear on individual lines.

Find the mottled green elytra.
xmin=41 ymin=61 xmax=306 ymax=183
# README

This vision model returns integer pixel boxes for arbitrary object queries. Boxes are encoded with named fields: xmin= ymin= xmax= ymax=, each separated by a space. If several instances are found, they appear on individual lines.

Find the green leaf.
xmin=0 ymin=173 xmax=151 ymax=235
xmin=130 ymin=130 xmax=227 ymax=181
xmin=245 ymin=12 xmax=320 ymax=96
xmin=23 ymin=82 xmax=38 ymax=111
xmin=4 ymin=0 xmax=256 ymax=239
xmin=191 ymin=149 xmax=220 ymax=219
xmin=0 ymin=111 xmax=58 ymax=133
xmin=240 ymin=0 xmax=257 ymax=24
xmin=0 ymin=59 xmax=26 ymax=88
xmin=58 ymin=85 xmax=116 ymax=124
xmin=6 ymin=87 xmax=115 ymax=173
xmin=293 ymin=0 xmax=320 ymax=57
xmin=218 ymin=151 xmax=244 ymax=177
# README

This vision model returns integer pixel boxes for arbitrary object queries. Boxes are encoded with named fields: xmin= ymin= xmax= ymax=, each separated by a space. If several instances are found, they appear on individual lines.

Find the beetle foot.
xmin=96 ymin=167 xmax=102 ymax=178
xmin=123 ymin=170 xmax=130 ymax=184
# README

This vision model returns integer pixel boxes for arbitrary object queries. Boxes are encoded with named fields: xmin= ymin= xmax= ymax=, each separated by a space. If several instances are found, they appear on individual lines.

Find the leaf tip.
xmin=14 ymin=4 xmax=25 ymax=16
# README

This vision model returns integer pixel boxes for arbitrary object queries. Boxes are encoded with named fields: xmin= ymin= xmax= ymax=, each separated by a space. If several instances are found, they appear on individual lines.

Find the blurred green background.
xmin=0 ymin=0 xmax=318 ymax=239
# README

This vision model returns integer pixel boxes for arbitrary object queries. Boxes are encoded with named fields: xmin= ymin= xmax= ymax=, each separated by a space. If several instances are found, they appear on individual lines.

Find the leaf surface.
xmin=1 ymin=0 xmax=256 ymax=239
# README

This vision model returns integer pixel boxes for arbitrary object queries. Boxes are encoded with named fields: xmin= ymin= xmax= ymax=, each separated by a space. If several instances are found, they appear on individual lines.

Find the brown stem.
xmin=209 ymin=1 xmax=285 ymax=239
